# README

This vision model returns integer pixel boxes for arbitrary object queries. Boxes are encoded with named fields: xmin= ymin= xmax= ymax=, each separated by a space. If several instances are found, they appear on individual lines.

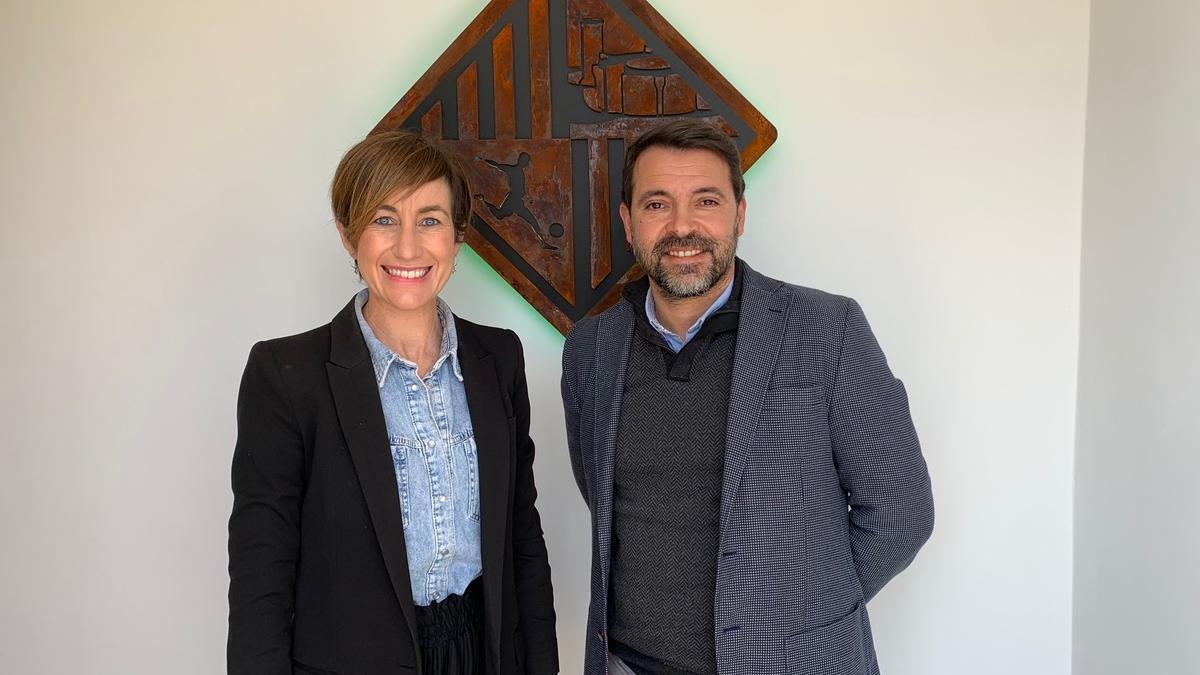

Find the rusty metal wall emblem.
xmin=373 ymin=0 xmax=776 ymax=334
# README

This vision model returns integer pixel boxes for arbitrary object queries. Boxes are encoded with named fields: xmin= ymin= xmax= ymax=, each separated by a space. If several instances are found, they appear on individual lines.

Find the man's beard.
xmin=633 ymin=230 xmax=737 ymax=299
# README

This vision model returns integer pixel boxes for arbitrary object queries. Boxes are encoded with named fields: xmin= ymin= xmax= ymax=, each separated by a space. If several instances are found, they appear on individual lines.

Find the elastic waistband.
xmin=414 ymin=577 xmax=484 ymax=639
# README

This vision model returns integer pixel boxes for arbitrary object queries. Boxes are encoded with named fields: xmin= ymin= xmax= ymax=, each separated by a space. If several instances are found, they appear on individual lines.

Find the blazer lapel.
xmin=721 ymin=267 xmax=790 ymax=532
xmin=455 ymin=319 xmax=509 ymax=664
xmin=592 ymin=302 xmax=636 ymax=584
xmin=325 ymin=301 xmax=419 ymax=651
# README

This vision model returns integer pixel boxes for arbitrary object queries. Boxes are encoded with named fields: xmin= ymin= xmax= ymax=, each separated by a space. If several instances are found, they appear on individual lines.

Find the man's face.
xmin=620 ymin=146 xmax=746 ymax=299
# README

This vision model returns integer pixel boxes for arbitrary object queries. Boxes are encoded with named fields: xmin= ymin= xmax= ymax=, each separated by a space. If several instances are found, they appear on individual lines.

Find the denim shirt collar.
xmin=644 ymin=274 xmax=736 ymax=353
xmin=353 ymin=288 xmax=463 ymax=387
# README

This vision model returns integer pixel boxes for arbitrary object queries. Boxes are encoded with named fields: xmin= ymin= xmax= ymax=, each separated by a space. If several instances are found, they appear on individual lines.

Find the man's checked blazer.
xmin=561 ymin=261 xmax=934 ymax=675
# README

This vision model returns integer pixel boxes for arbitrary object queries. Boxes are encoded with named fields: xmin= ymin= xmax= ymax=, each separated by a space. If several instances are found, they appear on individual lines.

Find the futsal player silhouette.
xmin=479 ymin=153 xmax=558 ymax=250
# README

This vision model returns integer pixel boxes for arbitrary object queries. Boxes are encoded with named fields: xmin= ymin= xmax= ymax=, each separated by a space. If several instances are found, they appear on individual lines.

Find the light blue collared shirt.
xmin=353 ymin=289 xmax=482 ymax=606
xmin=644 ymin=278 xmax=735 ymax=353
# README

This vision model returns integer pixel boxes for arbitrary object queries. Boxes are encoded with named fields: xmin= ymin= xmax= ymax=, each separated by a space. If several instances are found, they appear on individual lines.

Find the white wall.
xmin=0 ymin=1 xmax=1090 ymax=673
xmin=1073 ymin=2 xmax=1200 ymax=673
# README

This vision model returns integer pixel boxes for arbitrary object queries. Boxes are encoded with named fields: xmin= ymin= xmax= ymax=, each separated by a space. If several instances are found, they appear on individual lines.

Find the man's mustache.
xmin=651 ymin=235 xmax=717 ymax=258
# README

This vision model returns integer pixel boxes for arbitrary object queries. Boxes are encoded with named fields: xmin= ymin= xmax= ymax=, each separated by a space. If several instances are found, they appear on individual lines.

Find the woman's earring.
xmin=351 ymin=258 xmax=360 ymax=277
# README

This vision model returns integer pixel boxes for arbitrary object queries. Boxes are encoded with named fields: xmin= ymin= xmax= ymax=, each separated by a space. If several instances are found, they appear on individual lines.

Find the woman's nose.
xmin=391 ymin=223 xmax=420 ymax=258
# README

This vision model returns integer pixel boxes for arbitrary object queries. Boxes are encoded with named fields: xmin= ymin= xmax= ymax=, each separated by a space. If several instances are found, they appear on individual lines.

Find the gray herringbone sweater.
xmin=608 ymin=278 xmax=740 ymax=675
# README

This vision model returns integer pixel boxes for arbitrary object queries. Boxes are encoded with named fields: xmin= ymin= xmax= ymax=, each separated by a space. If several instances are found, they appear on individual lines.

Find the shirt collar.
xmin=643 ymin=272 xmax=736 ymax=353
xmin=353 ymin=288 xmax=463 ymax=387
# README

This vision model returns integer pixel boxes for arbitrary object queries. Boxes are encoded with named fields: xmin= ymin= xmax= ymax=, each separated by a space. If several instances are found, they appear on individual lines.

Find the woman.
xmin=228 ymin=131 xmax=558 ymax=675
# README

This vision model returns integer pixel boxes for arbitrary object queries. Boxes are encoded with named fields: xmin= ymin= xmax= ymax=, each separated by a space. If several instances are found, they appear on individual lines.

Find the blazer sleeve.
xmin=507 ymin=331 xmax=560 ymax=675
xmin=829 ymin=299 xmax=934 ymax=602
xmin=227 ymin=341 xmax=305 ymax=675
xmin=559 ymin=329 xmax=590 ymax=504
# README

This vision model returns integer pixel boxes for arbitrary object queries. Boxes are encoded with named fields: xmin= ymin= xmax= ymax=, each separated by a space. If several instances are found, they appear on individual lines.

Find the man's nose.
xmin=664 ymin=205 xmax=695 ymax=237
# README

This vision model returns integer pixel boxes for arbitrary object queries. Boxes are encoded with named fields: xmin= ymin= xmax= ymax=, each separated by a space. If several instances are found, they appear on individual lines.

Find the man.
xmin=561 ymin=119 xmax=934 ymax=675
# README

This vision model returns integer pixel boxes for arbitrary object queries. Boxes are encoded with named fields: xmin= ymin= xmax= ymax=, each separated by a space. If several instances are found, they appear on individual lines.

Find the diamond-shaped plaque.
xmin=373 ymin=0 xmax=777 ymax=334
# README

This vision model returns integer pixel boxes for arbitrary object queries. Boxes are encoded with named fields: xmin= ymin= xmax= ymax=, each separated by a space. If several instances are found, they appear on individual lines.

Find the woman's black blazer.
xmin=228 ymin=299 xmax=558 ymax=675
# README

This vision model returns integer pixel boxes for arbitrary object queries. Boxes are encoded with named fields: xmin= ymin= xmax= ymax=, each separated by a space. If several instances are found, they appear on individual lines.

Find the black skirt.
xmin=414 ymin=577 xmax=486 ymax=675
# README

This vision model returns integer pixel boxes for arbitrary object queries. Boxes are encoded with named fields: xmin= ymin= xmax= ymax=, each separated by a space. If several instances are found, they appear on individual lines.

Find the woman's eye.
xmin=373 ymin=216 xmax=394 ymax=226
xmin=420 ymin=217 xmax=441 ymax=227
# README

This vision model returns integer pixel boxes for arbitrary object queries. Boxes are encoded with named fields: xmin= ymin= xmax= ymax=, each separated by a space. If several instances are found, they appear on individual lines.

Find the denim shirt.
xmin=354 ymin=289 xmax=482 ymax=606
xmin=644 ymin=276 xmax=735 ymax=353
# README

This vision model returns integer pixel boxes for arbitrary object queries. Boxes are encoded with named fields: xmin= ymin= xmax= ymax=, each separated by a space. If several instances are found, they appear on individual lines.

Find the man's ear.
xmin=619 ymin=203 xmax=633 ymax=247
xmin=735 ymin=197 xmax=747 ymax=237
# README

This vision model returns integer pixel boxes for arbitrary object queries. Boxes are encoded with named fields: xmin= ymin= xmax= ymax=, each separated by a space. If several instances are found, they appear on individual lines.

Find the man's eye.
xmin=700 ymin=198 xmax=719 ymax=207
xmin=644 ymin=202 xmax=665 ymax=210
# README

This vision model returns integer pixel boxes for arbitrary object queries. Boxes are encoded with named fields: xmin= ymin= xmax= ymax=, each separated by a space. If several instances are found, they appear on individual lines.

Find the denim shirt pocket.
xmin=389 ymin=437 xmax=419 ymax=528
xmin=453 ymin=434 xmax=481 ymax=522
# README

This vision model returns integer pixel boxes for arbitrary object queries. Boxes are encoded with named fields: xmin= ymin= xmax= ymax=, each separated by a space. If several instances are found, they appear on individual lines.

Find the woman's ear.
xmin=336 ymin=221 xmax=355 ymax=258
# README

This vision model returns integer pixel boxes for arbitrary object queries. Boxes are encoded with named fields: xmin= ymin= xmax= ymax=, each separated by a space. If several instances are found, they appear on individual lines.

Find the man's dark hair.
xmin=621 ymin=119 xmax=745 ymax=206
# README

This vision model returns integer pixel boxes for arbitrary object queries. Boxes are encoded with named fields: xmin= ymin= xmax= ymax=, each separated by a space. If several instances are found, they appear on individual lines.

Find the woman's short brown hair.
xmin=331 ymin=131 xmax=473 ymax=248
